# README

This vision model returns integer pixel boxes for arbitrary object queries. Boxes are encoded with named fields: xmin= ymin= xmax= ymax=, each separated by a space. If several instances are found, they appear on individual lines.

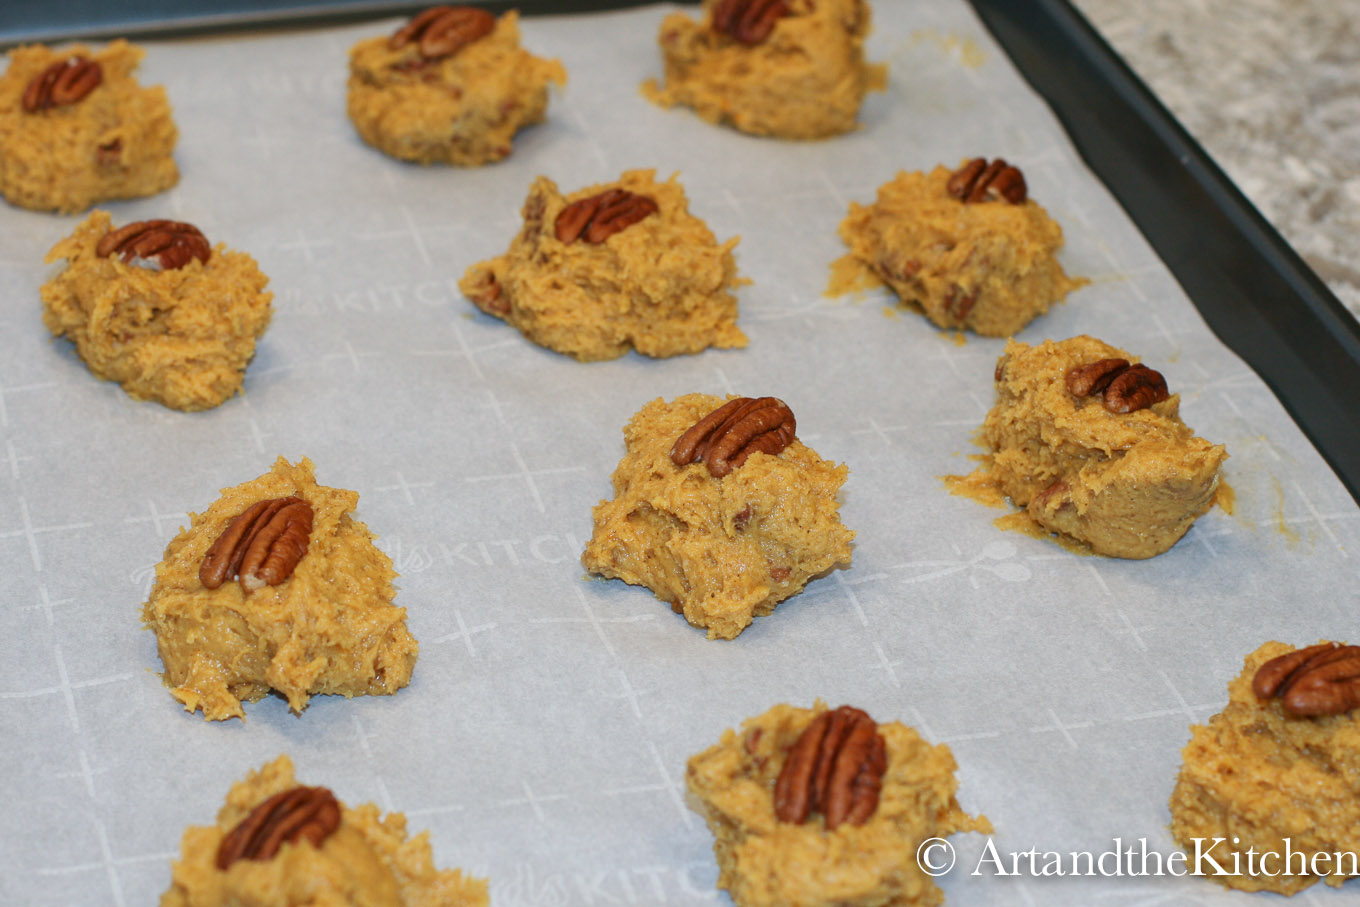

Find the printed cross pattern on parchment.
xmin=1 ymin=497 xmax=94 ymax=572
xmin=412 ymin=322 xmax=519 ymax=382
xmin=2 ymin=438 xmax=33 ymax=478
xmin=465 ymin=440 xmax=586 ymax=515
xmin=0 ymin=377 xmax=59 ymax=428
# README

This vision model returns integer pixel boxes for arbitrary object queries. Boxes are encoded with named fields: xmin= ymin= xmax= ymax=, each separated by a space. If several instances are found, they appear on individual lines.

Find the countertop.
xmin=1073 ymin=0 xmax=1360 ymax=320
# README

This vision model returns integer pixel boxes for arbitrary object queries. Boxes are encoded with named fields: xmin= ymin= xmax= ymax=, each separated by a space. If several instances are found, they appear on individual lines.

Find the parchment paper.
xmin=2 ymin=3 xmax=1357 ymax=904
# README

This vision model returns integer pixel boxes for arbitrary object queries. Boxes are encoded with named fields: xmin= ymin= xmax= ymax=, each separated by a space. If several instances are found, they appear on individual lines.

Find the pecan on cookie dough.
xmin=143 ymin=458 xmax=416 ymax=720
xmin=643 ymin=0 xmax=886 ymax=139
xmin=41 ymin=212 xmax=272 ymax=412
xmin=461 ymin=169 xmax=746 ymax=361
xmin=582 ymin=394 xmax=851 ymax=639
xmin=163 ymin=755 xmax=487 ymax=906
xmin=953 ymin=335 xmax=1226 ymax=558
xmin=687 ymin=701 xmax=990 ymax=905
xmin=347 ymin=5 xmax=564 ymax=165
xmin=0 ymin=40 xmax=177 ymax=212
xmin=833 ymin=160 xmax=1086 ymax=336
xmin=1170 ymin=641 xmax=1360 ymax=895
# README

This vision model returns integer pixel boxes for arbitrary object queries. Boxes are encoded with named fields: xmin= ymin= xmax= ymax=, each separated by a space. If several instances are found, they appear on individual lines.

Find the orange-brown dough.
xmin=958 ymin=336 xmax=1226 ymax=558
xmin=143 ymin=458 xmax=416 ymax=721
xmin=0 ymin=40 xmax=177 ymax=212
xmin=41 ymin=212 xmax=272 ymax=412
xmin=461 ymin=170 xmax=746 ymax=361
xmin=643 ymin=0 xmax=886 ymax=139
xmin=1169 ymin=642 xmax=1360 ymax=895
xmin=687 ymin=701 xmax=990 ymax=905
xmin=163 ymin=755 xmax=487 ymax=906
xmin=834 ymin=165 xmax=1085 ymax=336
xmin=582 ymin=394 xmax=852 ymax=639
xmin=347 ymin=9 xmax=564 ymax=165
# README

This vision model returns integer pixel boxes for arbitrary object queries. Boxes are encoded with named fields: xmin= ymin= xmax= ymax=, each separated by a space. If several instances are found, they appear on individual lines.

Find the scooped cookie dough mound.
xmin=461 ymin=169 xmax=746 ymax=361
xmin=643 ymin=0 xmax=887 ymax=139
xmin=0 ymin=40 xmax=177 ymax=212
xmin=143 ymin=458 xmax=416 ymax=721
xmin=163 ymin=755 xmax=488 ymax=906
xmin=582 ymin=394 xmax=852 ymax=639
xmin=834 ymin=162 xmax=1085 ymax=336
xmin=1169 ymin=641 xmax=1360 ymax=895
xmin=687 ymin=702 xmax=990 ymax=906
xmin=347 ymin=7 xmax=565 ymax=165
xmin=40 ymin=211 xmax=272 ymax=411
xmin=961 ymin=335 xmax=1226 ymax=558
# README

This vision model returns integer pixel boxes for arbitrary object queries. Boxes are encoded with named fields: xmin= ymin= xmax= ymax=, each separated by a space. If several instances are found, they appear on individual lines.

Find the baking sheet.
xmin=2 ymin=2 xmax=1358 ymax=904
xmin=973 ymin=0 xmax=1360 ymax=504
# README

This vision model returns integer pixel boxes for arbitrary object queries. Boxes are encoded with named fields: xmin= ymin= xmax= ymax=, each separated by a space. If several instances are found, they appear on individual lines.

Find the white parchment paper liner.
xmin=1 ymin=3 xmax=1357 ymax=904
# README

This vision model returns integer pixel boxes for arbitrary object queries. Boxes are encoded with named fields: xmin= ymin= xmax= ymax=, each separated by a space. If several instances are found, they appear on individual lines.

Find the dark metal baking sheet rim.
xmin=6 ymin=0 xmax=1358 ymax=504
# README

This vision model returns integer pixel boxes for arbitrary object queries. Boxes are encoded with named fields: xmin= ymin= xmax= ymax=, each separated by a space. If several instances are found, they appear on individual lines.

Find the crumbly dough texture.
xmin=687 ymin=702 xmax=990 ymax=906
xmin=642 ymin=0 xmax=886 ymax=139
xmin=347 ymin=11 xmax=564 ymax=166
xmin=581 ymin=394 xmax=852 ymax=639
xmin=963 ymin=336 xmax=1225 ymax=558
xmin=1169 ymin=642 xmax=1360 ymax=895
xmin=0 ymin=40 xmax=177 ymax=212
xmin=143 ymin=458 xmax=417 ymax=721
xmin=162 ymin=755 xmax=488 ymax=907
xmin=834 ymin=166 xmax=1085 ymax=336
xmin=41 ymin=211 xmax=273 ymax=412
xmin=461 ymin=170 xmax=747 ymax=361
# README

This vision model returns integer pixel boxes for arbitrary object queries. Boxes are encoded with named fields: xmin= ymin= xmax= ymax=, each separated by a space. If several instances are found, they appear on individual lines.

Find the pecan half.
xmin=712 ymin=0 xmax=789 ymax=45
xmin=773 ymin=706 xmax=887 ymax=830
xmin=1065 ymin=359 xmax=1169 ymax=414
xmin=1104 ymin=365 xmax=1169 ymax=413
xmin=216 ymin=786 xmax=341 ymax=870
xmin=1253 ymin=642 xmax=1360 ymax=718
xmin=95 ymin=220 xmax=212 ymax=271
xmin=554 ymin=188 xmax=659 ymax=245
xmin=946 ymin=157 xmax=1027 ymax=204
xmin=1065 ymin=358 xmax=1129 ymax=397
xmin=199 ymin=497 xmax=314 ymax=593
xmin=670 ymin=396 xmax=796 ymax=478
xmin=389 ymin=6 xmax=495 ymax=60
xmin=22 ymin=56 xmax=102 ymax=113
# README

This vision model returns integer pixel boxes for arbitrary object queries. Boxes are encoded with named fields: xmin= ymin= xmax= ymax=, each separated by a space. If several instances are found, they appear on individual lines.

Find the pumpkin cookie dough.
xmin=581 ymin=394 xmax=852 ymax=639
xmin=461 ymin=169 xmax=747 ymax=361
xmin=41 ymin=212 xmax=272 ymax=411
xmin=954 ymin=335 xmax=1226 ymax=559
xmin=1169 ymin=641 xmax=1360 ymax=895
xmin=833 ymin=159 xmax=1085 ymax=336
xmin=347 ymin=5 xmax=565 ymax=165
xmin=642 ymin=0 xmax=886 ymax=140
xmin=163 ymin=755 xmax=488 ymax=906
xmin=143 ymin=457 xmax=417 ymax=721
xmin=687 ymin=701 xmax=990 ymax=906
xmin=0 ymin=40 xmax=177 ymax=212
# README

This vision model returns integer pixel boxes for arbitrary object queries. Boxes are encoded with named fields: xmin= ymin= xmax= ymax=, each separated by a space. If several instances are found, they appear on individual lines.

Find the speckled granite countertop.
xmin=1073 ymin=0 xmax=1360 ymax=320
